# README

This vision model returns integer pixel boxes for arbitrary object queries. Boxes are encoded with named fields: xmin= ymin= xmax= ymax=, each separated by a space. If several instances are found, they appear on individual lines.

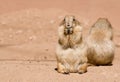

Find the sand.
xmin=0 ymin=0 xmax=120 ymax=82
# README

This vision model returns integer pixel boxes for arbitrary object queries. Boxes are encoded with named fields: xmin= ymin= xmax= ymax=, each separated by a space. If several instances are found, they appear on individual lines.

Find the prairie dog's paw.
xmin=78 ymin=63 xmax=88 ymax=74
xmin=57 ymin=68 xmax=69 ymax=74
xmin=78 ymin=69 xmax=87 ymax=74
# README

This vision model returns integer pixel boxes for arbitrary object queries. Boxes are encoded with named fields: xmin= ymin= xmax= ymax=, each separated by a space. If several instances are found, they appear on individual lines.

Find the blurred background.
xmin=0 ymin=0 xmax=120 ymax=82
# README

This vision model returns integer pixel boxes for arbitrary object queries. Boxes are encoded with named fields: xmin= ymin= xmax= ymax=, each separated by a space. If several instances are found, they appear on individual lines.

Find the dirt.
xmin=0 ymin=0 xmax=120 ymax=82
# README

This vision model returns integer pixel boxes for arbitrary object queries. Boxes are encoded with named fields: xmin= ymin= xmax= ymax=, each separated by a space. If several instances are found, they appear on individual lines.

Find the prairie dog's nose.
xmin=66 ymin=23 xmax=71 ymax=28
xmin=67 ymin=24 xmax=70 ymax=27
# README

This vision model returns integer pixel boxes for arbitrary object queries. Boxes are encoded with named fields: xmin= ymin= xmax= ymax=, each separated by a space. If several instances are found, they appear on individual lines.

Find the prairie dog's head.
xmin=90 ymin=18 xmax=113 ymax=40
xmin=92 ymin=18 xmax=112 ymax=29
xmin=60 ymin=15 xmax=80 ymax=35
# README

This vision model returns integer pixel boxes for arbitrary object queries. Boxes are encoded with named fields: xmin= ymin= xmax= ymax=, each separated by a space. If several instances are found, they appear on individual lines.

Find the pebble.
xmin=45 ymin=49 xmax=48 ymax=51
xmin=29 ymin=35 xmax=37 ymax=40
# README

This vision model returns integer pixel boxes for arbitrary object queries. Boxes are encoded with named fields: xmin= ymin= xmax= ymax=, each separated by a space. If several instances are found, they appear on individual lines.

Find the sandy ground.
xmin=0 ymin=0 xmax=120 ymax=82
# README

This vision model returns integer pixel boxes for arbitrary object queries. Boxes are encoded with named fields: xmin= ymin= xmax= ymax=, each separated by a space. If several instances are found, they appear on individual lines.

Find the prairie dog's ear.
xmin=59 ymin=19 xmax=65 ymax=26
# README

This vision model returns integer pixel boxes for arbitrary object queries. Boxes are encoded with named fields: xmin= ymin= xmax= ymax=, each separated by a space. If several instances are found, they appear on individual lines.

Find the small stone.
xmin=44 ymin=56 xmax=47 ymax=60
xmin=28 ymin=61 xmax=32 ymax=63
xmin=45 ymin=49 xmax=48 ymax=51
xmin=29 ymin=36 xmax=37 ymax=40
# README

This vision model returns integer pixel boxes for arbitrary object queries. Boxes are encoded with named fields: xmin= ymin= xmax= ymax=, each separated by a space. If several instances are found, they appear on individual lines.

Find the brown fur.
xmin=56 ymin=15 xmax=88 ymax=74
xmin=86 ymin=18 xmax=115 ymax=65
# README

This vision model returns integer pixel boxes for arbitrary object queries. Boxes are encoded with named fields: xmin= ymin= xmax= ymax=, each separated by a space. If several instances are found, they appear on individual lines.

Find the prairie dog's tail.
xmin=89 ymin=18 xmax=113 ymax=42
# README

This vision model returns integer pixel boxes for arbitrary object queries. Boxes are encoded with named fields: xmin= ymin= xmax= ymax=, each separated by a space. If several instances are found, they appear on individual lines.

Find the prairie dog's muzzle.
xmin=64 ymin=27 xmax=73 ymax=35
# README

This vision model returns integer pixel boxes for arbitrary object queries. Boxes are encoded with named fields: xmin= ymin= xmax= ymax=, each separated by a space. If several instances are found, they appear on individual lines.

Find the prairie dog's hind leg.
xmin=77 ymin=63 xmax=88 ymax=74
xmin=57 ymin=62 xmax=69 ymax=74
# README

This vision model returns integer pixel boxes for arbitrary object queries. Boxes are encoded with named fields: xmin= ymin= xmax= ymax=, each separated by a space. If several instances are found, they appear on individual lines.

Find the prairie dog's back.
xmin=89 ymin=18 xmax=113 ymax=42
xmin=87 ymin=18 xmax=114 ymax=65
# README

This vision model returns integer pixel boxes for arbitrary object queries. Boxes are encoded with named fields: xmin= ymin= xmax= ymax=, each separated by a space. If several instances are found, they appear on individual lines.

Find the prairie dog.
xmin=56 ymin=15 xmax=88 ymax=74
xmin=87 ymin=18 xmax=115 ymax=65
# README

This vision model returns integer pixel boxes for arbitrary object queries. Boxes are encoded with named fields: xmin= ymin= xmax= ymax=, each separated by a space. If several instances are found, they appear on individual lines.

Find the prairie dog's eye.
xmin=73 ymin=18 xmax=75 ymax=21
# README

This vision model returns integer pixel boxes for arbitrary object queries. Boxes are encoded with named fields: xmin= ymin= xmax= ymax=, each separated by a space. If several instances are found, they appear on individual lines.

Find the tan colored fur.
xmin=86 ymin=18 xmax=115 ymax=65
xmin=56 ymin=15 xmax=88 ymax=74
